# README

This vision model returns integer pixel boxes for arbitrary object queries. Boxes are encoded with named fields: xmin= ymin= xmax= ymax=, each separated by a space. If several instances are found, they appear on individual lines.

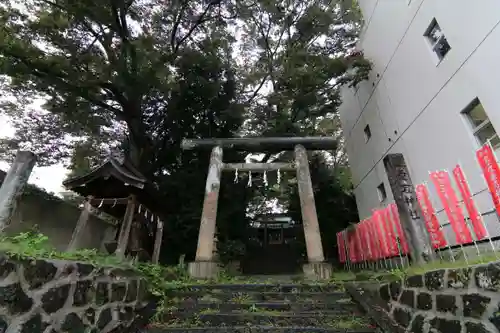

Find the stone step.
xmin=148 ymin=326 xmax=376 ymax=333
xmin=177 ymin=284 xmax=342 ymax=293
xmin=161 ymin=310 xmax=362 ymax=323
xmin=167 ymin=301 xmax=358 ymax=313
xmin=168 ymin=291 xmax=348 ymax=303
xmin=160 ymin=313 xmax=371 ymax=327
xmin=243 ymin=275 xmax=304 ymax=283
xmin=152 ymin=284 xmax=372 ymax=332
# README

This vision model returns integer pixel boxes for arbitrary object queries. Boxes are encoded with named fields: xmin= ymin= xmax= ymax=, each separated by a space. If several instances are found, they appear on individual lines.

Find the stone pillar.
xmin=294 ymin=145 xmax=325 ymax=262
xmin=383 ymin=154 xmax=433 ymax=264
xmin=0 ymin=151 xmax=36 ymax=232
xmin=264 ymin=223 xmax=268 ymax=247
xmin=152 ymin=220 xmax=164 ymax=264
xmin=294 ymin=145 xmax=332 ymax=279
xmin=280 ymin=224 xmax=284 ymax=243
xmin=188 ymin=146 xmax=223 ymax=279
xmin=212 ymin=226 xmax=219 ymax=261
xmin=115 ymin=196 xmax=137 ymax=259
xmin=67 ymin=196 xmax=93 ymax=251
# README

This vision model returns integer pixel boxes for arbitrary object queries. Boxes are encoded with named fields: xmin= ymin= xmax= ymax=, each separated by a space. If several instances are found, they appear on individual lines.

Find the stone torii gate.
xmin=181 ymin=137 xmax=337 ymax=280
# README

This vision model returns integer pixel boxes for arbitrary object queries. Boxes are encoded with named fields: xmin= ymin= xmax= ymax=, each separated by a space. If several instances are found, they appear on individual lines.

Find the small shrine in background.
xmin=243 ymin=213 xmax=303 ymax=275
xmin=248 ymin=213 xmax=299 ymax=247
xmin=63 ymin=156 xmax=165 ymax=263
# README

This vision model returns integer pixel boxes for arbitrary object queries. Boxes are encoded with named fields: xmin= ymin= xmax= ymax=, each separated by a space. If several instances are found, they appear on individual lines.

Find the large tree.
xmin=232 ymin=0 xmax=368 ymax=229
xmin=236 ymin=0 xmax=369 ymax=138
xmin=0 ymin=0 xmax=242 ymax=174
xmin=0 ymin=0 xmax=250 ymax=262
xmin=0 ymin=0 xmax=369 ymax=262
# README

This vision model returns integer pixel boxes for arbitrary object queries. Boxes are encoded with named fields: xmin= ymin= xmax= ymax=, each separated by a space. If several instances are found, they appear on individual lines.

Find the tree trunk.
xmin=122 ymin=104 xmax=153 ymax=174
xmin=125 ymin=126 xmax=153 ymax=175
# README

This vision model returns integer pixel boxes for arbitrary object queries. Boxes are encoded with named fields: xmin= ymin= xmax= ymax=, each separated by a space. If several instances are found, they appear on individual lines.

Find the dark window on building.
xmin=377 ymin=183 xmax=387 ymax=202
xmin=424 ymin=19 xmax=451 ymax=60
xmin=462 ymin=98 xmax=500 ymax=154
xmin=364 ymin=124 xmax=372 ymax=142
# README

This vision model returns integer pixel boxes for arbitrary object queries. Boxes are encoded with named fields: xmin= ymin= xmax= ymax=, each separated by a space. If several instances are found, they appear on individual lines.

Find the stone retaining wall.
xmin=378 ymin=261 xmax=500 ymax=333
xmin=0 ymin=255 xmax=153 ymax=333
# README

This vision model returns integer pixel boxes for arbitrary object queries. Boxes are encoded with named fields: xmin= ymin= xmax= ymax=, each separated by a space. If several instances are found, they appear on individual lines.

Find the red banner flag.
xmin=477 ymin=144 xmax=500 ymax=216
xmin=388 ymin=203 xmax=410 ymax=255
xmin=415 ymin=184 xmax=447 ymax=249
xmin=372 ymin=209 xmax=391 ymax=258
xmin=453 ymin=165 xmax=487 ymax=240
xmin=347 ymin=228 xmax=358 ymax=263
xmin=430 ymin=170 xmax=473 ymax=245
xmin=381 ymin=206 xmax=399 ymax=256
xmin=360 ymin=219 xmax=374 ymax=261
xmin=366 ymin=218 xmax=381 ymax=260
xmin=337 ymin=232 xmax=347 ymax=263
xmin=354 ymin=223 xmax=365 ymax=262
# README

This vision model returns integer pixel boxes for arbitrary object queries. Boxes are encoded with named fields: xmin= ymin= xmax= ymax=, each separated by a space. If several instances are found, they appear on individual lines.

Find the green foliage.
xmin=331 ymin=251 xmax=500 ymax=284
xmin=238 ymin=0 xmax=371 ymax=138
xmin=135 ymin=262 xmax=190 ymax=296
xmin=329 ymin=269 xmax=404 ymax=283
xmin=0 ymin=231 xmax=196 ymax=321
xmin=0 ymin=0 xmax=371 ymax=264
xmin=21 ymin=182 xmax=64 ymax=203
xmin=59 ymin=191 xmax=85 ymax=207
xmin=288 ymin=153 xmax=359 ymax=260
xmin=0 ymin=0 xmax=244 ymax=171
xmin=350 ymin=0 xmax=365 ymax=25
xmin=0 ymin=231 xmax=196 ymax=294
xmin=0 ymin=230 xmax=127 ymax=266
xmin=216 ymin=239 xmax=246 ymax=264
xmin=66 ymin=140 xmax=104 ymax=179
xmin=406 ymin=252 xmax=500 ymax=276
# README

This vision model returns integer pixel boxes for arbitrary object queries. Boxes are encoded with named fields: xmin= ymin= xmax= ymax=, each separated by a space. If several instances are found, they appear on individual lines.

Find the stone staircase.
xmin=148 ymin=283 xmax=378 ymax=332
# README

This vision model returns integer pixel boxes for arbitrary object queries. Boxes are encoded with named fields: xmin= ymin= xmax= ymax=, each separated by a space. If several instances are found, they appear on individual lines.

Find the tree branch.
xmin=246 ymin=73 xmax=269 ymax=105
xmin=2 ymin=48 xmax=122 ymax=116
xmin=173 ymin=2 xmax=216 ymax=54
xmin=171 ymin=0 xmax=189 ymax=51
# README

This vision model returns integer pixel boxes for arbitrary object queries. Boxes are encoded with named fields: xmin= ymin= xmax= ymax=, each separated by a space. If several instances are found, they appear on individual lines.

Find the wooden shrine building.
xmin=243 ymin=213 xmax=302 ymax=275
xmin=248 ymin=213 xmax=299 ymax=247
xmin=63 ymin=157 xmax=165 ymax=263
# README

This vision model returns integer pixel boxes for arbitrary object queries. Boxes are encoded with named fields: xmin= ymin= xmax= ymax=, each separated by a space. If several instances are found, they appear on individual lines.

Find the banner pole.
xmin=475 ymin=144 xmax=500 ymax=258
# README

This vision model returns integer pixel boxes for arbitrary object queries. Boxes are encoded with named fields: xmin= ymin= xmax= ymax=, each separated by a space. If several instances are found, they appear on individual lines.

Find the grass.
xmin=0 ymin=232 xmax=134 ymax=268
xmin=405 ymin=252 xmax=500 ymax=276
xmin=331 ymin=316 xmax=370 ymax=329
xmin=8 ymin=230 xmax=500 ymax=328
xmin=329 ymin=270 xmax=403 ymax=283
xmin=7 ymin=230 xmax=500 ymax=286
xmin=331 ymin=251 xmax=500 ymax=284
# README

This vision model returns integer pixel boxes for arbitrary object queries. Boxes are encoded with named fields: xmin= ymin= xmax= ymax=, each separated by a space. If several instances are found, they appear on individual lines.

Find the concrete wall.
xmin=0 ymin=170 xmax=116 ymax=251
xmin=339 ymin=0 xmax=500 ymax=245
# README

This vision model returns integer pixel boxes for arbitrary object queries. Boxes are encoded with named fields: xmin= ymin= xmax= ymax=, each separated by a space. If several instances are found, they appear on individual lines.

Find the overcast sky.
xmin=0 ymin=115 xmax=67 ymax=194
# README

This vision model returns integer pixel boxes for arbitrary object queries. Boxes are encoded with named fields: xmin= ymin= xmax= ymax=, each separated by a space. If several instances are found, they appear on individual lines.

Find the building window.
xmin=364 ymin=125 xmax=372 ymax=142
xmin=462 ymin=98 xmax=500 ymax=154
xmin=377 ymin=183 xmax=387 ymax=202
xmin=424 ymin=19 xmax=451 ymax=60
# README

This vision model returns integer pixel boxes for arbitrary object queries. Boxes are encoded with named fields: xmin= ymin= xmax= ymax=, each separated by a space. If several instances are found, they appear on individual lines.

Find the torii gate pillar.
xmin=184 ymin=137 xmax=335 ymax=280
xmin=295 ymin=145 xmax=332 ymax=280
xmin=187 ymin=146 xmax=223 ymax=279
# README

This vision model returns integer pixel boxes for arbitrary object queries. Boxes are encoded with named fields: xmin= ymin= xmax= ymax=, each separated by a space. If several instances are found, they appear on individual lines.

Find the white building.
xmin=339 ymin=0 xmax=500 ymax=245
